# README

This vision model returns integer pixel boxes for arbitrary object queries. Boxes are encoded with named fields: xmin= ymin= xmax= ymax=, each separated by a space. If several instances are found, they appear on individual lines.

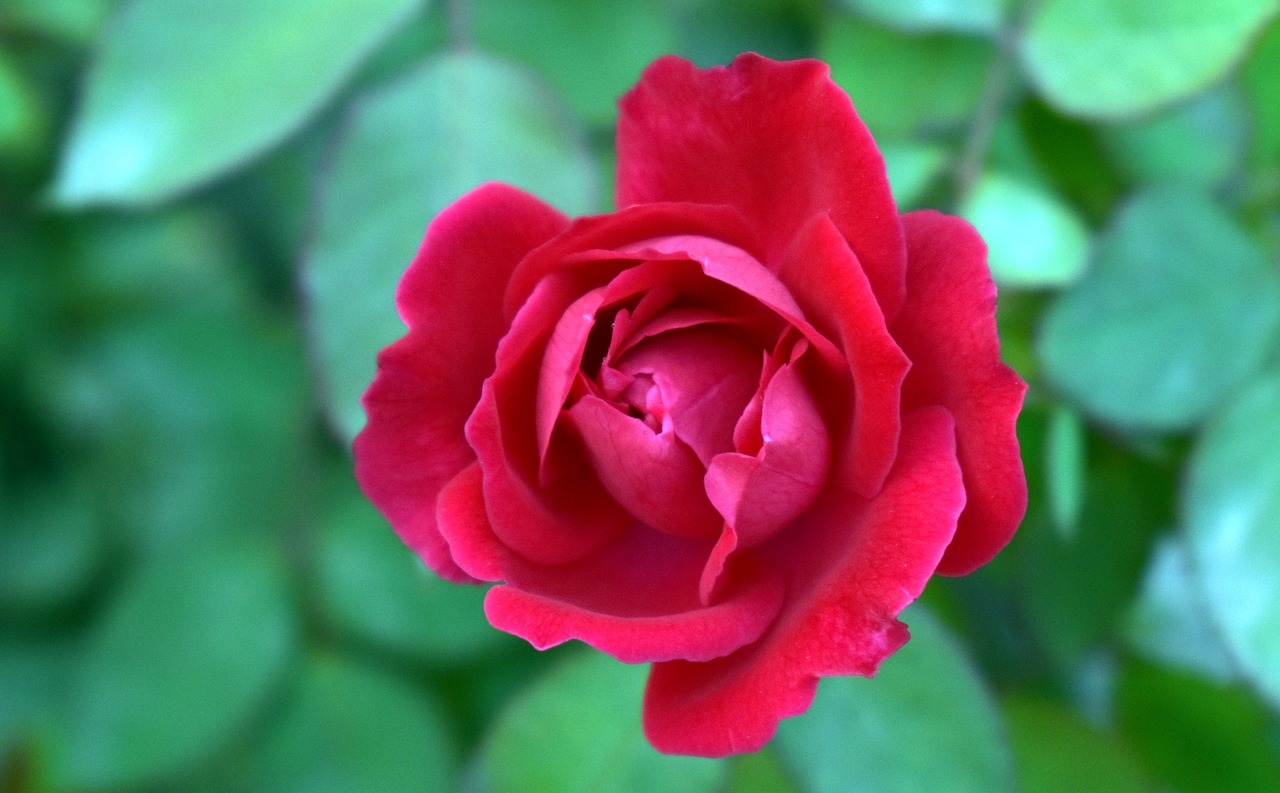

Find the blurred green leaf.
xmin=0 ymin=0 xmax=113 ymax=42
xmin=820 ymin=14 xmax=992 ymax=138
xmin=1244 ymin=20 xmax=1280 ymax=166
xmin=1020 ymin=0 xmax=1278 ymax=119
xmin=841 ymin=0 xmax=1008 ymax=34
xmin=1038 ymin=187 xmax=1280 ymax=431
xmin=1021 ymin=443 xmax=1171 ymax=668
xmin=233 ymin=654 xmax=456 ymax=793
xmin=50 ymin=0 xmax=424 ymax=206
xmin=774 ymin=606 xmax=1013 ymax=793
xmin=1099 ymin=86 xmax=1251 ymax=188
xmin=0 ymin=47 xmax=42 ymax=158
xmin=1185 ymin=369 xmax=1280 ymax=708
xmin=0 ymin=630 xmax=76 ymax=752
xmin=477 ymin=650 xmax=724 ymax=793
xmin=1116 ymin=659 xmax=1280 ymax=793
xmin=669 ymin=0 xmax=813 ymax=68
xmin=726 ymin=750 xmax=799 ymax=793
xmin=882 ymin=142 xmax=947 ymax=209
xmin=303 ymin=51 xmax=598 ymax=443
xmin=468 ymin=0 xmax=679 ymax=126
xmin=0 ymin=479 xmax=100 ymax=615
xmin=1003 ymin=696 xmax=1150 ymax=793
xmin=1017 ymin=101 xmax=1124 ymax=224
xmin=961 ymin=171 xmax=1091 ymax=288
xmin=53 ymin=542 xmax=297 ymax=790
xmin=1045 ymin=404 xmax=1085 ymax=539
xmin=315 ymin=467 xmax=515 ymax=666
xmin=1123 ymin=534 xmax=1237 ymax=683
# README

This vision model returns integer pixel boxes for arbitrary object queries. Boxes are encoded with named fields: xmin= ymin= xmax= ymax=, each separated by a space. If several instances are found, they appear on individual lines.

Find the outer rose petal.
xmin=643 ymin=407 xmax=965 ymax=757
xmin=355 ymin=183 xmax=568 ymax=582
xmin=617 ymin=53 xmax=907 ymax=319
xmin=436 ymin=463 xmax=785 ymax=664
xmin=892 ymin=211 xmax=1028 ymax=575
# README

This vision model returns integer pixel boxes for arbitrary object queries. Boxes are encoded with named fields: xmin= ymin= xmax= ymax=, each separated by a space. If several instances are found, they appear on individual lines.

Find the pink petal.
xmin=704 ymin=364 xmax=830 ymax=548
xmin=617 ymin=54 xmax=906 ymax=319
xmin=355 ymin=183 xmax=568 ymax=582
xmin=536 ymin=288 xmax=606 ymax=468
xmin=642 ymin=407 xmax=965 ymax=757
xmin=892 ymin=211 xmax=1028 ymax=575
xmin=777 ymin=214 xmax=911 ymax=498
xmin=565 ymin=395 xmax=722 ymax=541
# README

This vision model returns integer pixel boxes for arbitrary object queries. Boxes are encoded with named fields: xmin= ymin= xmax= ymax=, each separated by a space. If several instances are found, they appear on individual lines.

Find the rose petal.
xmin=536 ymin=288 xmax=605 ymax=468
xmin=777 ymin=214 xmax=910 ymax=498
xmin=617 ymin=54 xmax=906 ymax=318
xmin=704 ymin=363 xmax=830 ymax=547
xmin=892 ymin=211 xmax=1028 ymax=575
xmin=486 ymin=527 xmax=785 ymax=664
xmin=356 ymin=183 xmax=568 ymax=582
xmin=565 ymin=394 xmax=722 ymax=540
xmin=642 ymin=407 xmax=965 ymax=757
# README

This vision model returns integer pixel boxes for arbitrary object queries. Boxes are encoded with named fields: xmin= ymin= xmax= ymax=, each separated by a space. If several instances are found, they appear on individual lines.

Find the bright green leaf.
xmin=50 ymin=0 xmax=425 ymax=206
xmin=882 ymin=142 xmax=947 ymax=209
xmin=235 ymin=654 xmax=456 ymax=793
xmin=302 ymin=51 xmax=598 ymax=443
xmin=315 ymin=467 xmax=515 ymax=665
xmin=1123 ymin=534 xmax=1237 ymax=683
xmin=478 ymin=650 xmax=724 ymax=793
xmin=1038 ymin=187 xmax=1280 ymax=431
xmin=1045 ymin=404 xmax=1086 ymax=540
xmin=1099 ymin=86 xmax=1251 ymax=188
xmin=1020 ymin=0 xmax=1278 ymax=119
xmin=774 ymin=606 xmax=1013 ymax=793
xmin=468 ymin=0 xmax=679 ymax=126
xmin=1003 ymin=696 xmax=1150 ymax=793
xmin=1243 ymin=21 xmax=1280 ymax=166
xmin=841 ymin=0 xmax=1008 ymax=34
xmin=1185 ymin=370 xmax=1280 ymax=708
xmin=53 ymin=542 xmax=297 ymax=790
xmin=819 ymin=14 xmax=993 ymax=139
xmin=961 ymin=171 xmax=1091 ymax=288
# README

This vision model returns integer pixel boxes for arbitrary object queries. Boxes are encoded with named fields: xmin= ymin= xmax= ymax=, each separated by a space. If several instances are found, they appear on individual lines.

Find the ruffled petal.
xmin=777 ymin=214 xmax=910 ymax=498
xmin=642 ymin=407 xmax=964 ymax=757
xmin=617 ymin=54 xmax=906 ymax=318
xmin=892 ymin=211 xmax=1028 ymax=575
xmin=355 ymin=183 xmax=569 ymax=582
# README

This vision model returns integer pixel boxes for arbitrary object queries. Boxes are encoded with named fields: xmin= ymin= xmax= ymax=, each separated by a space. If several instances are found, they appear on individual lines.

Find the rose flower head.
xmin=355 ymin=53 xmax=1026 ymax=757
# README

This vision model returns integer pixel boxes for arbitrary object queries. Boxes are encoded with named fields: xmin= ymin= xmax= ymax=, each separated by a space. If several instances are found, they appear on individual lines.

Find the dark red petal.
xmin=565 ymin=395 xmax=722 ymax=540
xmin=642 ymin=407 xmax=964 ymax=757
xmin=484 ymin=537 xmax=784 ymax=664
xmin=617 ymin=54 xmax=906 ymax=318
xmin=355 ymin=183 xmax=569 ymax=582
xmin=777 ymin=214 xmax=910 ymax=498
xmin=892 ymin=211 xmax=1028 ymax=575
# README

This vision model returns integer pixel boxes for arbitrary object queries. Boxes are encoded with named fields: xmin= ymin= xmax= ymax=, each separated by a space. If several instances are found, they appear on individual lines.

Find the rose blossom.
xmin=355 ymin=53 xmax=1026 ymax=757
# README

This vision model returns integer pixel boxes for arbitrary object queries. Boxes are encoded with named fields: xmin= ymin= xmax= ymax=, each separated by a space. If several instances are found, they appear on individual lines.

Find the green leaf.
xmin=50 ymin=0 xmax=425 ymax=206
xmin=0 ymin=47 xmax=42 ymax=158
xmin=1099 ymin=86 xmax=1251 ymax=188
xmin=1184 ymin=370 xmax=1280 ymax=708
xmin=726 ymin=750 xmax=800 ymax=793
xmin=1115 ymin=660 xmax=1280 ymax=793
xmin=1123 ymin=534 xmax=1237 ymax=683
xmin=1020 ymin=0 xmax=1278 ymax=119
xmin=960 ymin=171 xmax=1091 ymax=288
xmin=774 ymin=606 xmax=1013 ymax=793
xmin=1243 ymin=21 xmax=1280 ymax=166
xmin=478 ymin=650 xmax=724 ymax=793
xmin=819 ymin=14 xmax=993 ymax=139
xmin=668 ymin=0 xmax=812 ymax=69
xmin=841 ymin=0 xmax=1009 ymax=34
xmin=1045 ymin=404 xmax=1086 ymax=540
xmin=882 ymin=142 xmax=947 ymax=209
xmin=0 ymin=478 xmax=101 ymax=615
xmin=315 ymin=467 xmax=515 ymax=665
xmin=235 ymin=654 xmax=456 ymax=793
xmin=1002 ymin=696 xmax=1150 ymax=793
xmin=53 ymin=542 xmax=297 ymax=790
xmin=1037 ymin=187 xmax=1280 ymax=431
xmin=302 ymin=51 xmax=598 ymax=443
xmin=0 ymin=0 xmax=112 ymax=42
xmin=468 ymin=0 xmax=679 ymax=126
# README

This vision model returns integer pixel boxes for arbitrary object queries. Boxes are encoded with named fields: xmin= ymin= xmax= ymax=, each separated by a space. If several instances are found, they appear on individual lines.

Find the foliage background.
xmin=3 ymin=0 xmax=1280 ymax=791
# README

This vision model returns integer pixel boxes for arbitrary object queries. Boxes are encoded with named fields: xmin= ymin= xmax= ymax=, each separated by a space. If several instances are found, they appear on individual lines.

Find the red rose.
xmin=355 ymin=53 xmax=1026 ymax=757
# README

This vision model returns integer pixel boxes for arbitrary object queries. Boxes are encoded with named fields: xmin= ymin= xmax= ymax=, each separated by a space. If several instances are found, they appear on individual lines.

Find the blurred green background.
xmin=3 ymin=0 xmax=1280 ymax=791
